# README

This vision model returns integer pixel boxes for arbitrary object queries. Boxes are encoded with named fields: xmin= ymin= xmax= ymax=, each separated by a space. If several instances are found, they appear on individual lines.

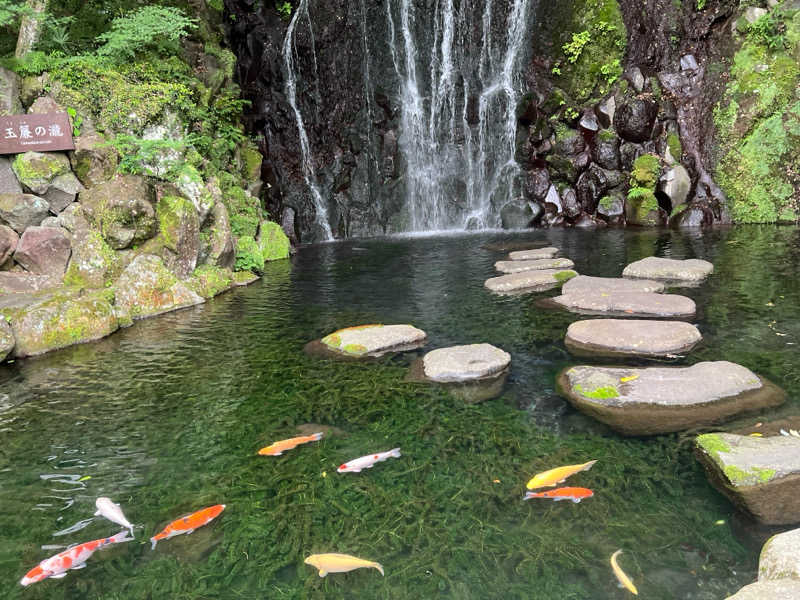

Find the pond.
xmin=1 ymin=225 xmax=799 ymax=599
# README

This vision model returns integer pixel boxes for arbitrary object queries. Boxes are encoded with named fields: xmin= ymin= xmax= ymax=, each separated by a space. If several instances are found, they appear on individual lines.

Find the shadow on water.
xmin=1 ymin=226 xmax=799 ymax=598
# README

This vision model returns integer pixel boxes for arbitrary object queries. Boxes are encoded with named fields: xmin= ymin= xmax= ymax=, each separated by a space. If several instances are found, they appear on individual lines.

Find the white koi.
xmin=95 ymin=497 xmax=135 ymax=536
xmin=337 ymin=448 xmax=401 ymax=473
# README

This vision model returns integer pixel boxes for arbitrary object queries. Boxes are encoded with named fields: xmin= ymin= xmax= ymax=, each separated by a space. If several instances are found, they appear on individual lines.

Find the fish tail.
xmin=310 ymin=432 xmax=324 ymax=441
xmin=373 ymin=562 xmax=384 ymax=576
xmin=389 ymin=448 xmax=401 ymax=458
xmin=582 ymin=459 xmax=598 ymax=472
xmin=111 ymin=530 xmax=134 ymax=544
xmin=150 ymin=537 xmax=159 ymax=550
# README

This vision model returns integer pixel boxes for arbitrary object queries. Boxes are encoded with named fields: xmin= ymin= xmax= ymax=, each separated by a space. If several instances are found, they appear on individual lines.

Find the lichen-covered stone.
xmin=558 ymin=362 xmax=783 ymax=436
xmin=0 ymin=193 xmax=50 ymax=233
xmin=759 ymin=528 xmax=800 ymax=581
xmin=176 ymin=165 xmax=214 ymax=222
xmin=725 ymin=580 xmax=800 ymax=600
xmin=80 ymin=175 xmax=156 ymax=249
xmin=320 ymin=324 xmax=427 ymax=357
xmin=507 ymin=247 xmax=559 ymax=261
xmin=0 ymin=272 xmax=58 ymax=294
xmin=0 ymin=66 xmax=22 ymax=116
xmin=232 ymin=270 xmax=259 ymax=287
xmin=11 ymin=152 xmax=71 ymax=196
xmin=5 ymin=290 xmax=118 ymax=357
xmin=199 ymin=200 xmax=234 ymax=270
xmin=157 ymin=195 xmax=199 ymax=279
xmin=484 ymin=269 xmax=578 ymax=294
xmin=423 ymin=343 xmax=511 ymax=383
xmin=623 ymin=256 xmax=714 ymax=282
xmin=548 ymin=291 xmax=695 ymax=318
xmin=63 ymin=229 xmax=118 ymax=289
xmin=187 ymin=265 xmax=233 ymax=299
xmin=0 ymin=316 xmax=14 ymax=361
xmin=114 ymin=254 xmax=204 ymax=320
xmin=13 ymin=226 xmax=71 ymax=278
xmin=68 ymin=132 xmax=119 ymax=188
xmin=565 ymin=319 xmax=701 ymax=359
xmin=495 ymin=257 xmax=574 ymax=274
xmin=0 ymin=157 xmax=22 ymax=194
xmin=257 ymin=220 xmax=290 ymax=262
xmin=561 ymin=275 xmax=665 ymax=295
xmin=0 ymin=223 xmax=18 ymax=266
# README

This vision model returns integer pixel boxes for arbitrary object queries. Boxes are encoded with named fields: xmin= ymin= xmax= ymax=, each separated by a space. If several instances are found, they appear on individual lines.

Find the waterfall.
xmin=387 ymin=0 xmax=532 ymax=231
xmin=282 ymin=0 xmax=333 ymax=241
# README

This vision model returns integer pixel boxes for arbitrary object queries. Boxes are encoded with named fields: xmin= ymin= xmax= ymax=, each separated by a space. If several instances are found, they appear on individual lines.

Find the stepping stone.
xmin=726 ymin=580 xmax=800 ymax=600
xmin=557 ymin=362 xmax=784 ymax=436
xmin=696 ymin=433 xmax=800 ymax=525
xmin=508 ymin=247 xmax=559 ymax=261
xmin=422 ymin=343 xmax=510 ymax=382
xmin=565 ymin=319 xmax=702 ymax=359
xmin=562 ymin=275 xmax=665 ymax=295
xmin=484 ymin=269 xmax=577 ymax=294
xmin=623 ymin=256 xmax=713 ymax=283
xmin=308 ymin=324 xmax=427 ymax=359
xmin=495 ymin=257 xmax=574 ymax=274
xmin=545 ymin=291 xmax=696 ymax=318
xmin=759 ymin=527 xmax=800 ymax=581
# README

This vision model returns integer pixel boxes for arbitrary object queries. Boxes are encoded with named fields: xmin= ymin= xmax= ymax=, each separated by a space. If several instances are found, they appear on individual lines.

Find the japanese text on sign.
xmin=0 ymin=113 xmax=75 ymax=154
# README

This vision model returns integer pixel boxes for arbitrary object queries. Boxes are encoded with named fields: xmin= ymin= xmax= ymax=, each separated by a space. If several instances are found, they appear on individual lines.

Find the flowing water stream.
xmin=2 ymin=226 xmax=799 ymax=599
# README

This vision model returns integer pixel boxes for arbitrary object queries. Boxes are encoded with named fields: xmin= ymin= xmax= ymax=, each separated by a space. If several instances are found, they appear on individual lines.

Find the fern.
xmin=95 ymin=6 xmax=197 ymax=61
xmin=627 ymin=187 xmax=653 ymax=200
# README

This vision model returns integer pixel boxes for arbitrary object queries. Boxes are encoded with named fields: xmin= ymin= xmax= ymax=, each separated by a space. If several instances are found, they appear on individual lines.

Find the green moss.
xmin=723 ymin=465 xmax=776 ymax=486
xmin=599 ymin=196 xmax=614 ymax=210
xmin=631 ymin=154 xmax=661 ymax=188
xmin=158 ymin=195 xmax=195 ymax=251
xmin=573 ymin=383 xmax=619 ymax=399
xmin=63 ymin=231 xmax=119 ymax=289
xmin=321 ymin=333 xmax=342 ymax=348
xmin=342 ymin=343 xmax=368 ymax=356
xmin=234 ymin=235 xmax=264 ymax=273
xmin=554 ymin=270 xmax=578 ymax=283
xmin=258 ymin=221 xmax=290 ymax=262
xmin=11 ymin=153 xmax=68 ymax=186
xmin=233 ymin=270 xmax=258 ymax=284
xmin=223 ymin=184 xmax=260 ymax=238
xmin=667 ymin=133 xmax=682 ymax=160
xmin=239 ymin=140 xmax=263 ymax=182
xmin=696 ymin=434 xmax=732 ymax=459
xmin=597 ymin=129 xmax=617 ymax=142
xmin=188 ymin=265 xmax=232 ymax=299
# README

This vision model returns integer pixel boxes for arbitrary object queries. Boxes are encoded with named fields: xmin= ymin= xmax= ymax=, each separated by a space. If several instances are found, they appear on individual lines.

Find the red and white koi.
xmin=337 ymin=448 xmax=401 ymax=473
xmin=20 ymin=531 xmax=132 ymax=586
xmin=523 ymin=487 xmax=594 ymax=503
xmin=150 ymin=504 xmax=225 ymax=550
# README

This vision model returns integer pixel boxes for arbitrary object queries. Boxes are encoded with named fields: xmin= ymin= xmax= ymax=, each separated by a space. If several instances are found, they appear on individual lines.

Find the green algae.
xmin=696 ymin=433 xmax=731 ymax=459
xmin=342 ymin=343 xmax=368 ymax=355
xmin=573 ymin=383 xmax=619 ymax=399
xmin=723 ymin=465 xmax=776 ymax=486
xmin=554 ymin=270 xmax=578 ymax=283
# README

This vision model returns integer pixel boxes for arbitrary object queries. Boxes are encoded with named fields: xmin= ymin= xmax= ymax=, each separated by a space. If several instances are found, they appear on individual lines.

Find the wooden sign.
xmin=0 ymin=112 xmax=75 ymax=154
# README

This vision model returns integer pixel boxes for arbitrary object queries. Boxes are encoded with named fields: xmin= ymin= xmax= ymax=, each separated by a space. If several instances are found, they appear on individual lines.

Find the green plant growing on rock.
xmin=746 ymin=11 xmax=788 ymax=50
xmin=275 ymin=1 xmax=292 ymax=20
xmin=563 ymin=30 xmax=591 ymax=63
xmin=106 ymin=135 xmax=187 ymax=179
xmin=95 ymin=6 xmax=197 ymax=61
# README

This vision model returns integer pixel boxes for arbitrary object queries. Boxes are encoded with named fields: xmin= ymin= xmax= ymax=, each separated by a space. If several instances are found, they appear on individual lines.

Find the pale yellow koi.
xmin=610 ymin=549 xmax=638 ymax=595
xmin=304 ymin=553 xmax=384 ymax=577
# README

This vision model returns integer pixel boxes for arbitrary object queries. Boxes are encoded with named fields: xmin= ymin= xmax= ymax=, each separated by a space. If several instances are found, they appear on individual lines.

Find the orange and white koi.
xmin=523 ymin=487 xmax=594 ymax=503
xmin=526 ymin=460 xmax=597 ymax=490
xmin=304 ymin=553 xmax=384 ymax=577
xmin=20 ymin=530 xmax=132 ymax=586
xmin=150 ymin=504 xmax=225 ymax=550
xmin=337 ymin=448 xmax=401 ymax=473
xmin=258 ymin=432 xmax=323 ymax=456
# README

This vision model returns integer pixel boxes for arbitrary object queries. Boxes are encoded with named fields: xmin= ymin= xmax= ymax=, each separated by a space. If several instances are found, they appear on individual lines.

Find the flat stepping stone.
xmin=508 ymin=247 xmax=559 ymax=261
xmin=696 ymin=433 xmax=800 ymax=525
xmin=484 ymin=269 xmax=577 ymax=294
xmin=726 ymin=580 xmax=800 ymax=600
xmin=557 ymin=362 xmax=784 ymax=435
xmin=546 ymin=291 xmax=696 ymax=318
xmin=623 ymin=256 xmax=714 ymax=283
xmin=759 ymin=527 xmax=800 ymax=581
xmin=565 ymin=319 xmax=701 ymax=359
xmin=495 ymin=257 xmax=574 ymax=274
xmin=562 ymin=275 xmax=665 ymax=295
xmin=422 ymin=343 xmax=510 ymax=383
xmin=308 ymin=324 xmax=427 ymax=359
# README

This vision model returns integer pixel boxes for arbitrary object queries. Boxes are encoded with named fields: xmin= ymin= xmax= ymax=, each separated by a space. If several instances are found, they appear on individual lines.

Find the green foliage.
xmin=234 ymin=235 xmax=265 ymax=272
xmin=746 ymin=11 xmax=788 ymax=50
xmin=95 ymin=6 xmax=197 ymax=61
xmin=697 ymin=0 xmax=706 ymax=10
xmin=630 ymin=153 xmax=661 ymax=188
xmin=667 ymin=132 xmax=682 ymax=160
xmin=627 ymin=186 xmax=654 ymax=201
xmin=104 ymin=135 xmax=187 ymax=179
xmin=276 ymin=1 xmax=293 ymax=20
xmin=66 ymin=106 xmax=82 ymax=137
xmin=563 ymin=30 xmax=591 ymax=64
xmin=0 ymin=0 xmax=29 ymax=29
xmin=563 ymin=106 xmax=579 ymax=120
xmin=599 ymin=58 xmax=621 ymax=85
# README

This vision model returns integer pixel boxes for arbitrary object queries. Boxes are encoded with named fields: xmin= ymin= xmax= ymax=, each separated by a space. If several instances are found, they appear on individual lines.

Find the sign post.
xmin=0 ymin=113 xmax=75 ymax=154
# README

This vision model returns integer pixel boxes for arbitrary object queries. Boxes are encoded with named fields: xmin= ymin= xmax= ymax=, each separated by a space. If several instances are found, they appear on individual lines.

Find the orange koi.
xmin=258 ymin=432 xmax=323 ymax=456
xmin=150 ymin=504 xmax=225 ymax=550
xmin=523 ymin=487 xmax=594 ymax=503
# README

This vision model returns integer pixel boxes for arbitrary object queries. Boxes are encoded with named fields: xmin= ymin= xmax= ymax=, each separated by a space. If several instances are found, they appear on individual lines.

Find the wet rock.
xmin=620 ymin=142 xmax=644 ymax=172
xmin=231 ymin=270 xmax=259 ymax=287
xmin=597 ymin=193 xmax=625 ymax=221
xmin=680 ymin=54 xmax=699 ymax=71
xmin=13 ymin=226 xmax=71 ymax=278
xmin=43 ymin=173 xmax=83 ymax=214
xmin=508 ymin=247 xmax=559 ymax=261
xmin=670 ymin=205 xmax=709 ymax=228
xmin=561 ymin=187 xmax=581 ymax=217
xmin=0 ymin=316 xmax=13 ymax=361
xmin=548 ymin=291 xmax=695 ymax=318
xmin=623 ymin=256 xmax=714 ymax=282
xmin=500 ymin=202 xmax=534 ymax=229
xmin=572 ymin=212 xmax=606 ymax=229
xmin=69 ymin=133 xmax=119 ymax=188
xmin=579 ymin=110 xmax=599 ymax=132
xmin=186 ymin=265 xmax=234 ymax=300
xmin=595 ymin=96 xmax=616 ymax=128
xmin=565 ymin=319 xmax=702 ymax=359
xmin=726 ymin=580 xmax=800 ymax=600
xmin=562 ymin=275 xmax=665 ymax=295
xmin=627 ymin=66 xmax=645 ymax=93
xmin=422 ymin=343 xmax=511 ymax=383
xmin=696 ymin=433 xmax=800 ymax=525
xmin=80 ymin=175 xmax=157 ymax=250
xmin=281 ymin=206 xmax=299 ymax=246
xmin=200 ymin=201 xmax=235 ymax=270
xmin=495 ymin=257 xmax=574 ymax=274
xmin=0 ymin=66 xmax=22 ymax=115
xmin=523 ymin=168 xmax=550 ymax=202
xmin=115 ymin=254 xmax=204 ymax=320
xmin=558 ymin=362 xmax=782 ymax=436
xmin=0 ymin=157 xmax=22 ymax=194
xmin=625 ymin=195 xmax=663 ymax=227
xmin=553 ymin=126 xmax=585 ymax=156
xmin=659 ymin=165 xmax=691 ymax=212
xmin=0 ymin=193 xmax=50 ymax=233
xmin=484 ymin=269 xmax=577 ymax=294
xmin=317 ymin=324 xmax=427 ymax=358
xmin=11 ymin=152 xmax=71 ymax=196
xmin=544 ymin=185 xmax=562 ymax=212
xmin=176 ymin=165 xmax=214 ymax=223
xmin=759 ymin=527 xmax=800 ymax=581
xmin=614 ymin=98 xmax=658 ymax=143
xmin=157 ymin=195 xmax=200 ymax=279
xmin=592 ymin=136 xmax=621 ymax=171
xmin=0 ymin=223 xmax=18 ymax=265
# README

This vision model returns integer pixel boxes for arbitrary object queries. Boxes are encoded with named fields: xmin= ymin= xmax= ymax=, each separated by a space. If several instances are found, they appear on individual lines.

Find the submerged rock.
xmin=315 ymin=324 xmax=427 ymax=358
xmin=0 ymin=317 xmax=13 ymax=361
xmin=557 ymin=362 xmax=784 ymax=436
xmin=696 ymin=433 xmax=800 ymax=525
xmin=623 ymin=256 xmax=714 ymax=282
xmin=561 ymin=275 xmax=665 ymax=295
xmin=484 ymin=269 xmax=577 ymax=294
xmin=546 ymin=291 xmax=695 ymax=318
xmin=422 ymin=343 xmax=511 ymax=383
xmin=759 ymin=528 xmax=800 ymax=581
xmin=565 ymin=319 xmax=701 ymax=359
xmin=494 ymin=257 xmax=574 ymax=274
xmin=726 ymin=580 xmax=800 ymax=600
xmin=507 ymin=247 xmax=559 ymax=261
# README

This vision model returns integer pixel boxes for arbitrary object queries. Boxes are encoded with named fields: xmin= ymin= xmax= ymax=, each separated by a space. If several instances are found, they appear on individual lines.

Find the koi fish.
xmin=150 ymin=504 xmax=225 ymax=550
xmin=524 ymin=487 xmax=594 ymax=503
xmin=304 ymin=553 xmax=384 ymax=577
xmin=610 ymin=549 xmax=638 ymax=595
xmin=258 ymin=432 xmax=323 ymax=456
xmin=526 ymin=460 xmax=597 ymax=490
xmin=95 ymin=497 xmax=135 ymax=536
xmin=20 ymin=531 xmax=132 ymax=586
xmin=337 ymin=448 xmax=401 ymax=473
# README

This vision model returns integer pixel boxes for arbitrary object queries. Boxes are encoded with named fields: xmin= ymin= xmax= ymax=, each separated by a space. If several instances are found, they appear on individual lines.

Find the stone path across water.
xmin=564 ymin=318 xmax=702 ymax=358
xmin=422 ymin=343 xmax=511 ymax=383
xmin=561 ymin=275 xmax=665 ymax=294
xmin=484 ymin=268 xmax=577 ymax=294
xmin=507 ymin=247 xmax=559 ymax=261
xmin=309 ymin=324 xmax=427 ymax=358
xmin=547 ymin=291 xmax=696 ymax=318
xmin=623 ymin=256 xmax=714 ymax=282
xmin=494 ymin=257 xmax=575 ymax=274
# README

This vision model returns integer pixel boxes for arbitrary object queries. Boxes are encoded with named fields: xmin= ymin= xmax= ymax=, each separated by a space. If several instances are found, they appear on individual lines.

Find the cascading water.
xmin=387 ymin=0 xmax=533 ymax=232
xmin=282 ymin=0 xmax=333 ymax=241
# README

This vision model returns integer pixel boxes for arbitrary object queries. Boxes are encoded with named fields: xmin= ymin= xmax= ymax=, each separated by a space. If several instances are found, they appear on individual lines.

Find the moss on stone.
xmin=723 ymin=465 xmax=776 ymax=486
xmin=696 ymin=433 xmax=732 ymax=459
xmin=157 ymin=195 xmax=195 ymax=252
xmin=234 ymin=235 xmax=264 ymax=273
xmin=11 ymin=153 xmax=69 ymax=191
xmin=233 ymin=270 xmax=258 ymax=284
xmin=321 ymin=333 xmax=342 ymax=348
xmin=258 ymin=221 xmax=290 ymax=262
xmin=573 ymin=383 xmax=619 ymax=399
xmin=667 ymin=133 xmax=682 ymax=160
xmin=239 ymin=140 xmax=262 ymax=182
xmin=554 ymin=270 xmax=578 ymax=283
xmin=342 ymin=343 xmax=368 ymax=356
xmin=599 ymin=195 xmax=614 ymax=210
xmin=597 ymin=129 xmax=617 ymax=142
xmin=631 ymin=153 xmax=661 ymax=188
xmin=188 ymin=265 xmax=232 ymax=299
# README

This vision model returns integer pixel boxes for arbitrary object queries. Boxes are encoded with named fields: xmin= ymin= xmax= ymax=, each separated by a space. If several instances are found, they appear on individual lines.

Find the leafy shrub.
xmin=746 ymin=11 xmax=788 ymax=51
xmin=234 ymin=236 xmax=265 ymax=273
xmin=105 ymin=135 xmax=187 ymax=179
xmin=95 ymin=6 xmax=197 ymax=61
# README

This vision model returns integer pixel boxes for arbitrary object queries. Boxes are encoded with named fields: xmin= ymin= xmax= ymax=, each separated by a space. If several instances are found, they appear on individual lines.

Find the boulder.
xmin=257 ymin=221 xmax=290 ymax=262
xmin=43 ymin=172 xmax=83 ymax=214
xmin=11 ymin=152 xmax=71 ymax=196
xmin=0 ymin=223 xmax=18 ymax=265
xmin=0 ymin=193 xmax=49 ymax=233
xmin=157 ymin=195 xmax=200 ymax=279
xmin=186 ymin=265 xmax=233 ymax=300
xmin=500 ymin=202 xmax=534 ymax=229
xmin=232 ymin=270 xmax=259 ymax=287
xmin=595 ymin=96 xmax=616 ymax=128
xmin=69 ymin=132 xmax=119 ymax=188
xmin=63 ymin=229 xmax=117 ymax=289
xmin=114 ymin=254 xmax=204 ymax=320
xmin=317 ymin=324 xmax=427 ymax=358
xmin=484 ymin=269 xmax=578 ymax=294
xmin=623 ymin=256 xmax=714 ymax=282
xmin=495 ymin=257 xmax=574 ymax=274
xmin=614 ymin=98 xmax=658 ymax=143
xmin=592 ymin=136 xmax=621 ymax=171
xmin=27 ymin=95 xmax=63 ymax=114
xmin=0 ymin=272 xmax=58 ymax=294
xmin=670 ymin=205 xmax=710 ymax=228
xmin=80 ymin=175 xmax=157 ymax=249
xmin=557 ymin=362 xmax=783 ymax=436
xmin=0 ymin=316 xmax=13 ymax=361
xmin=13 ymin=226 xmax=71 ymax=278
xmin=523 ymin=168 xmax=550 ymax=202
xmin=696 ymin=433 xmax=800 ymax=525
xmin=5 ymin=290 xmax=118 ymax=357
xmin=579 ymin=110 xmax=599 ymax=132
xmin=422 ymin=343 xmax=511 ymax=383
xmin=759 ymin=528 xmax=800 ymax=581
xmin=508 ymin=247 xmax=559 ymax=261
xmin=199 ymin=200 xmax=235 ymax=270
xmin=725 ymin=580 xmax=800 ymax=600
xmin=561 ymin=187 xmax=581 ymax=217
xmin=0 ymin=66 xmax=22 ymax=115
xmin=627 ymin=66 xmax=646 ymax=93
xmin=0 ymin=157 xmax=22 ymax=194
xmin=565 ymin=319 xmax=702 ymax=359
xmin=597 ymin=193 xmax=625 ymax=221
xmin=176 ymin=165 xmax=214 ymax=223
xmin=562 ymin=275 xmax=665 ymax=295
xmin=547 ymin=291 xmax=696 ymax=318
xmin=659 ymin=165 xmax=691 ymax=212
xmin=572 ymin=213 xmax=606 ymax=228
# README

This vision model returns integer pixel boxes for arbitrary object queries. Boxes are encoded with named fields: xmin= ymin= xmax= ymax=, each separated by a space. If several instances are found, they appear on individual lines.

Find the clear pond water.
xmin=1 ymin=226 xmax=799 ymax=599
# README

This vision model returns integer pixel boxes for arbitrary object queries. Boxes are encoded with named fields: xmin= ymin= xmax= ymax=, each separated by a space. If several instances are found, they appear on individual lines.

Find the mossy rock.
xmin=63 ymin=229 xmax=119 ymax=289
xmin=187 ymin=265 xmax=233 ymax=299
xmin=234 ymin=235 xmax=264 ymax=273
xmin=239 ymin=140 xmax=263 ymax=182
xmin=80 ymin=175 xmax=157 ymax=250
xmin=11 ymin=152 xmax=71 ymax=196
xmin=157 ymin=194 xmax=200 ymax=279
xmin=0 ymin=317 xmax=14 ymax=362
xmin=176 ymin=165 xmax=214 ymax=222
xmin=257 ymin=221 xmax=290 ymax=262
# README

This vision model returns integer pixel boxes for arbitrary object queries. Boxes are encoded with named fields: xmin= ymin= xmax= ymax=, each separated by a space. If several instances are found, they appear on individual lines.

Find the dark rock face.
xmin=614 ymin=99 xmax=658 ymax=143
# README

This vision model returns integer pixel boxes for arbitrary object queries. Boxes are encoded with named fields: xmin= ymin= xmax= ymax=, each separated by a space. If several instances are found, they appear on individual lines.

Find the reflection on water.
xmin=0 ymin=226 xmax=798 ymax=599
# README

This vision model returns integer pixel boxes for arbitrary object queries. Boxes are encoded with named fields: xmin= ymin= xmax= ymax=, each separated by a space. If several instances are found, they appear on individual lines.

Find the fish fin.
xmin=110 ymin=531 xmax=134 ymax=544
xmin=311 ymin=432 xmax=324 ymax=441
xmin=150 ymin=538 xmax=158 ymax=550
xmin=185 ymin=529 xmax=195 ymax=535
xmin=389 ymin=448 xmax=401 ymax=458
xmin=374 ymin=563 xmax=384 ymax=576
xmin=71 ymin=563 xmax=87 ymax=570
xmin=50 ymin=573 xmax=68 ymax=579
xmin=582 ymin=459 xmax=598 ymax=472
xmin=318 ymin=570 xmax=327 ymax=577
xmin=572 ymin=498 xmax=581 ymax=503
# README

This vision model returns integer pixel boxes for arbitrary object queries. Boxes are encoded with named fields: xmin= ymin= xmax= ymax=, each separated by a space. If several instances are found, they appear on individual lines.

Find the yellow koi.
xmin=304 ymin=553 xmax=384 ymax=577
xmin=610 ymin=549 xmax=638 ymax=595
xmin=526 ymin=460 xmax=597 ymax=490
